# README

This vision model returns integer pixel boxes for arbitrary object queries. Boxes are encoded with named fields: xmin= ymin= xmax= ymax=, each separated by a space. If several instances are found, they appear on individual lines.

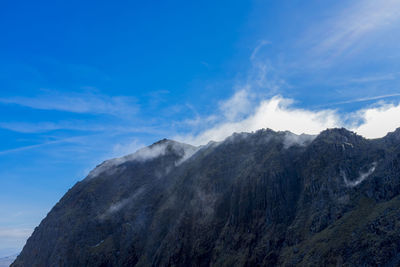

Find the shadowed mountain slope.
xmin=12 ymin=128 xmax=400 ymax=266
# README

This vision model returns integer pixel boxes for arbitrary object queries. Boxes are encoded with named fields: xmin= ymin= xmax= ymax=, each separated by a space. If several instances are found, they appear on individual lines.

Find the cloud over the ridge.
xmin=219 ymin=90 xmax=252 ymax=121
xmin=354 ymin=102 xmax=400 ymax=138
xmin=177 ymin=95 xmax=339 ymax=145
xmin=176 ymin=94 xmax=400 ymax=145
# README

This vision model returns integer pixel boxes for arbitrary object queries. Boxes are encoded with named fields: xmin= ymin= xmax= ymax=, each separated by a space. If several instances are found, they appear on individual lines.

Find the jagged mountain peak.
xmin=219 ymin=128 xmax=316 ymax=149
xmin=309 ymin=127 xmax=365 ymax=149
xmin=316 ymin=127 xmax=358 ymax=140
xmin=384 ymin=127 xmax=400 ymax=141
xmin=148 ymin=138 xmax=198 ymax=157
xmin=87 ymin=138 xmax=198 ymax=180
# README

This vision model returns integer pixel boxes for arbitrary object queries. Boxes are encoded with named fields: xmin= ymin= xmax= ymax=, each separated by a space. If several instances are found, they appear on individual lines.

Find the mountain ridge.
xmin=12 ymin=127 xmax=400 ymax=266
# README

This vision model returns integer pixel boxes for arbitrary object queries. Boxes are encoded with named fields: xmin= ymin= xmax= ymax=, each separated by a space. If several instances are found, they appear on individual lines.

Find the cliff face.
xmin=12 ymin=128 xmax=400 ymax=266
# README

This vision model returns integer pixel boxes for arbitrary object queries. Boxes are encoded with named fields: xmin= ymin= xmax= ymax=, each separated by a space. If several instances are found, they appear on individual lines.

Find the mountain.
xmin=11 ymin=128 xmax=400 ymax=266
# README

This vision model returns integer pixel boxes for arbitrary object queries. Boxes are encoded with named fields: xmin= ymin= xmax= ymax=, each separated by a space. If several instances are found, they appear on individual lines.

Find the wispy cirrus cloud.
xmin=315 ymin=93 xmax=400 ymax=108
xmin=250 ymin=40 xmax=271 ymax=61
xmin=0 ymin=135 xmax=90 ymax=156
xmin=0 ymin=120 xmax=168 ymax=137
xmin=0 ymin=121 xmax=101 ymax=133
xmin=0 ymin=91 xmax=138 ymax=117
xmin=347 ymin=73 xmax=399 ymax=84
xmin=308 ymin=0 xmax=400 ymax=63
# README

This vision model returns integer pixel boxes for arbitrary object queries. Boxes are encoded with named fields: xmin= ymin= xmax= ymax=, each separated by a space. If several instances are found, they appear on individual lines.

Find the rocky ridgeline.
xmin=12 ymin=128 xmax=400 ymax=266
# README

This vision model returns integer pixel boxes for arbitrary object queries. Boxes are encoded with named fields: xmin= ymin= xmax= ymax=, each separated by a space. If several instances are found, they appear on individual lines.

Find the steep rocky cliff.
xmin=12 ymin=128 xmax=400 ymax=266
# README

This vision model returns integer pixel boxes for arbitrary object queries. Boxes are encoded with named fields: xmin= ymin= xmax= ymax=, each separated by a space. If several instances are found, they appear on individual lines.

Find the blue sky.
xmin=1 ymin=0 xmax=400 ymax=256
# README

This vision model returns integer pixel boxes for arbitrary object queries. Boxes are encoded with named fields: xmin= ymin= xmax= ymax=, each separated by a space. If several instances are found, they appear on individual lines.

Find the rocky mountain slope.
xmin=12 ymin=128 xmax=400 ymax=266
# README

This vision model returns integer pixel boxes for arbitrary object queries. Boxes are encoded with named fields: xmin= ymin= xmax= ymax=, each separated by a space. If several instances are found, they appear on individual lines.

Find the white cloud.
xmin=353 ymin=102 xmax=400 ymax=138
xmin=0 ymin=91 xmax=138 ymax=117
xmin=87 ymin=140 xmax=198 ymax=179
xmin=181 ymin=114 xmax=218 ymax=127
xmin=177 ymin=93 xmax=400 ymax=146
xmin=177 ymin=96 xmax=340 ymax=145
xmin=343 ymin=162 xmax=377 ymax=187
xmin=112 ymin=139 xmax=144 ymax=158
xmin=219 ymin=89 xmax=252 ymax=121
xmin=283 ymin=132 xmax=316 ymax=149
xmin=99 ymin=187 xmax=146 ymax=220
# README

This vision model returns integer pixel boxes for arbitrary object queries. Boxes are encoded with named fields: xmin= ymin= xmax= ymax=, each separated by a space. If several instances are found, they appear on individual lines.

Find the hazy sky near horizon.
xmin=1 ymin=0 xmax=400 ymax=256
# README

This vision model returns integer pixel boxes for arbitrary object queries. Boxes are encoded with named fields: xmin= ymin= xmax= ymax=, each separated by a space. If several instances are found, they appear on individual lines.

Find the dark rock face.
xmin=12 ymin=128 xmax=400 ymax=266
